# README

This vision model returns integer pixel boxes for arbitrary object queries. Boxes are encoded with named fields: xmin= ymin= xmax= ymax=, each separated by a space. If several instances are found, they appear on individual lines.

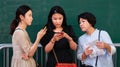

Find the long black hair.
xmin=45 ymin=5 xmax=67 ymax=31
xmin=10 ymin=5 xmax=31 ymax=35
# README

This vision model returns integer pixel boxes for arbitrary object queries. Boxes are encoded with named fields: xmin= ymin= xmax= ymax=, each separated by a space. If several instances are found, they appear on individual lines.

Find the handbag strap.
xmin=53 ymin=49 xmax=59 ymax=63
xmin=95 ymin=30 xmax=101 ymax=67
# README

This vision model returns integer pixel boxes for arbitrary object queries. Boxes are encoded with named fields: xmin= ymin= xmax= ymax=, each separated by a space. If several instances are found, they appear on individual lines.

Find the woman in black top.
xmin=40 ymin=5 xmax=77 ymax=67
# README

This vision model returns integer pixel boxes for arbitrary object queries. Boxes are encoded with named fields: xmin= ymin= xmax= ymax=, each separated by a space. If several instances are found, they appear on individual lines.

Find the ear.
xmin=19 ymin=15 xmax=24 ymax=21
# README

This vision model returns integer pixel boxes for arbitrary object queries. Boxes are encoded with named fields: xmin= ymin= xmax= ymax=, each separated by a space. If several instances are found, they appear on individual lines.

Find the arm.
xmin=77 ymin=38 xmax=93 ymax=61
xmin=44 ymin=33 xmax=64 ymax=53
xmin=20 ymin=27 xmax=47 ymax=60
xmin=44 ymin=37 xmax=55 ymax=53
xmin=64 ymin=33 xmax=77 ymax=50
xmin=64 ymin=26 xmax=77 ymax=50
xmin=28 ymin=27 xmax=47 ymax=57
xmin=104 ymin=43 xmax=116 ymax=54
xmin=81 ymin=46 xmax=93 ymax=61
xmin=96 ymin=30 xmax=116 ymax=55
xmin=96 ymin=41 xmax=116 ymax=55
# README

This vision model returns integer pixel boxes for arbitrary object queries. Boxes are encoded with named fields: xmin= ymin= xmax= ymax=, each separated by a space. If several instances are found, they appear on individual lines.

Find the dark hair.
xmin=10 ymin=5 xmax=31 ymax=35
xmin=78 ymin=12 xmax=96 ymax=27
xmin=46 ymin=5 xmax=67 ymax=31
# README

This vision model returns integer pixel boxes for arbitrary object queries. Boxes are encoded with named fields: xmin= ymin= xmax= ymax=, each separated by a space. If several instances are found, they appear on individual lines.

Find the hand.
xmin=53 ymin=32 xmax=64 ymax=41
xmin=37 ymin=26 xmax=47 ymax=40
xmin=21 ymin=54 xmax=29 ymax=60
xmin=84 ymin=46 xmax=93 ymax=56
xmin=96 ymin=41 xmax=105 ymax=49
xmin=61 ymin=32 xmax=72 ymax=41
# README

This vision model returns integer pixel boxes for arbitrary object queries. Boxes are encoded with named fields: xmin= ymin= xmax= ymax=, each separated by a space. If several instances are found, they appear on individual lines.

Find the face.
xmin=51 ymin=13 xmax=63 ymax=28
xmin=22 ymin=10 xmax=33 ymax=26
xmin=79 ymin=18 xmax=92 ymax=32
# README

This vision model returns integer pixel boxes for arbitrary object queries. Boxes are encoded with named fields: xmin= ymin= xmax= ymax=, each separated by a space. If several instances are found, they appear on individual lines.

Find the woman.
xmin=10 ymin=5 xmax=47 ymax=67
xmin=40 ymin=6 xmax=77 ymax=67
xmin=77 ymin=12 xmax=116 ymax=67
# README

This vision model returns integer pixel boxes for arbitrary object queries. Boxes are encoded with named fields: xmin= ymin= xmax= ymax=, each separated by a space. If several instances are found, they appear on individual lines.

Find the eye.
xmin=82 ymin=20 xmax=86 ymax=23
xmin=60 ymin=18 xmax=62 ymax=20
xmin=29 ymin=14 xmax=32 ymax=16
xmin=52 ymin=16 xmax=57 ymax=20
xmin=59 ymin=17 xmax=63 ymax=20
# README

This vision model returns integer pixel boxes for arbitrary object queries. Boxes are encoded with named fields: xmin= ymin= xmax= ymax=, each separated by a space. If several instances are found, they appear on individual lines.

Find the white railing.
xmin=0 ymin=43 xmax=119 ymax=67
xmin=113 ymin=43 xmax=119 ymax=67
xmin=0 ymin=43 xmax=44 ymax=67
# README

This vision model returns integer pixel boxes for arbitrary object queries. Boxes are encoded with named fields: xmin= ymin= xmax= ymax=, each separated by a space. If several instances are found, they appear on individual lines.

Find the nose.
xmin=80 ymin=22 xmax=82 ymax=26
xmin=32 ymin=17 xmax=33 ymax=21
xmin=80 ymin=22 xmax=83 ymax=27
xmin=56 ymin=20 xmax=60 ymax=23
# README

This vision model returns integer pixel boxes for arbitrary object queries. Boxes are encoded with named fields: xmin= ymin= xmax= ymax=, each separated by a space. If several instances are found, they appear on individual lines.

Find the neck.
xmin=86 ymin=27 xmax=95 ymax=35
xmin=17 ymin=21 xmax=27 ymax=30
xmin=54 ymin=27 xmax=63 ymax=32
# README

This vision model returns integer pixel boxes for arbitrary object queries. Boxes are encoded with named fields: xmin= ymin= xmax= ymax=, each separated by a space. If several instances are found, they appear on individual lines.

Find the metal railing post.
xmin=6 ymin=48 xmax=9 ymax=67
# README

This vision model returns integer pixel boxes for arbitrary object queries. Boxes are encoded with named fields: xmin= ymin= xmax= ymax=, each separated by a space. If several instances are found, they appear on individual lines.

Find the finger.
xmin=42 ymin=26 xmax=47 ymax=33
xmin=43 ymin=26 xmax=47 ymax=30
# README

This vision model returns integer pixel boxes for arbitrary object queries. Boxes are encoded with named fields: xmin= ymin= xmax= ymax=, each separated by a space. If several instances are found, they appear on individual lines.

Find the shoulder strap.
xmin=95 ymin=30 xmax=101 ymax=67
xmin=53 ymin=49 xmax=59 ymax=63
xmin=98 ymin=30 xmax=101 ymax=41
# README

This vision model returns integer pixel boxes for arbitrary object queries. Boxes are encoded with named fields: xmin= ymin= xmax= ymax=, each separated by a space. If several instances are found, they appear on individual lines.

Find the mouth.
xmin=80 ymin=26 xmax=84 ymax=29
